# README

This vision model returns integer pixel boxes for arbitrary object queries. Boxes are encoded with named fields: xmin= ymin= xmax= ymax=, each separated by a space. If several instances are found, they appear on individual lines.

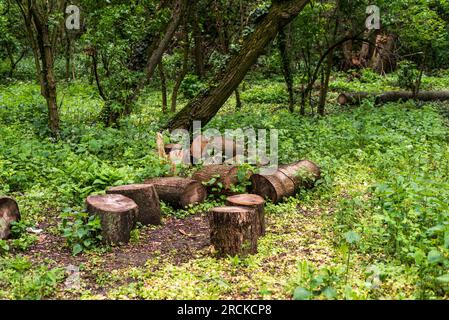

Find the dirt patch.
xmin=25 ymin=214 xmax=211 ymax=271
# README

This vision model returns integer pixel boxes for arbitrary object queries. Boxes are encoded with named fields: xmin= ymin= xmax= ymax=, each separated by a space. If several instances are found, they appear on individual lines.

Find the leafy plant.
xmin=60 ymin=209 xmax=103 ymax=255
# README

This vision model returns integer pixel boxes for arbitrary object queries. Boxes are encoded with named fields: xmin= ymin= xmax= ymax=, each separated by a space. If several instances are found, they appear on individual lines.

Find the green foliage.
xmin=0 ymin=256 xmax=64 ymax=299
xmin=397 ymin=60 xmax=421 ymax=93
xmin=60 ymin=209 xmax=103 ymax=255
xmin=179 ymin=74 xmax=206 ymax=100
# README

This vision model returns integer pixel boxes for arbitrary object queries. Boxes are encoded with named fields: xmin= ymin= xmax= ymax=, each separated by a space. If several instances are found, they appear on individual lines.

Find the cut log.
xmin=338 ymin=91 xmax=449 ymax=106
xmin=86 ymin=194 xmax=138 ymax=245
xmin=225 ymin=194 xmax=266 ymax=236
xmin=0 ymin=197 xmax=20 ymax=240
xmin=278 ymin=160 xmax=321 ymax=189
xmin=251 ymin=170 xmax=296 ymax=204
xmin=191 ymin=135 xmax=237 ymax=164
xmin=144 ymin=177 xmax=207 ymax=208
xmin=164 ymin=143 xmax=183 ymax=155
xmin=192 ymin=165 xmax=241 ymax=195
xmin=106 ymin=184 xmax=161 ymax=226
xmin=209 ymin=206 xmax=258 ymax=257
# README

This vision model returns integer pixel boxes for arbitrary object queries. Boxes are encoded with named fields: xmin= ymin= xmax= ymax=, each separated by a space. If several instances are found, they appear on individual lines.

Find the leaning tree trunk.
xmin=166 ymin=0 xmax=311 ymax=131
xmin=337 ymin=91 xmax=449 ymax=105
xmin=0 ymin=197 xmax=21 ymax=240
xmin=144 ymin=177 xmax=207 ymax=208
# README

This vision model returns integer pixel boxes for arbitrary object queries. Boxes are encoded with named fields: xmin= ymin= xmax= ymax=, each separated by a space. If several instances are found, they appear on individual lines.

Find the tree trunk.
xmin=171 ymin=27 xmax=190 ymax=113
xmin=337 ymin=91 xmax=449 ymax=105
xmin=278 ymin=27 xmax=295 ymax=112
xmin=225 ymin=194 xmax=265 ymax=236
xmin=209 ymin=206 xmax=258 ymax=257
xmin=0 ymin=197 xmax=20 ymax=240
xmin=144 ymin=177 xmax=207 ymax=208
xmin=318 ymin=52 xmax=333 ymax=116
xmin=166 ymin=0 xmax=311 ymax=131
xmin=159 ymin=62 xmax=168 ymax=112
xmin=86 ymin=194 xmax=138 ymax=245
xmin=370 ymin=34 xmax=396 ymax=74
xmin=235 ymin=88 xmax=242 ymax=110
xmin=106 ymin=184 xmax=161 ymax=226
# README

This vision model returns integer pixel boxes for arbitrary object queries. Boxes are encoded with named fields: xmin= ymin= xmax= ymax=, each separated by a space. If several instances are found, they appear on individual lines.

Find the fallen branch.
xmin=338 ymin=91 xmax=449 ymax=105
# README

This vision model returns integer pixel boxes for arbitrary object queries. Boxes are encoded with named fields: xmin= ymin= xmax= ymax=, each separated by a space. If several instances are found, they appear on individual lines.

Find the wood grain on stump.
xmin=0 ymin=197 xmax=20 ymax=240
xmin=144 ymin=177 xmax=207 ymax=208
xmin=209 ymin=206 xmax=258 ymax=257
xmin=251 ymin=170 xmax=295 ymax=204
xmin=86 ymin=194 xmax=138 ymax=245
xmin=106 ymin=184 xmax=161 ymax=226
xmin=192 ymin=165 xmax=241 ymax=195
xmin=226 ymin=194 xmax=266 ymax=236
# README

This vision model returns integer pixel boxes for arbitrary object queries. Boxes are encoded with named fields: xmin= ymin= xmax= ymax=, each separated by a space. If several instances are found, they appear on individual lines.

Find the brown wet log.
xmin=250 ymin=170 xmax=296 ymax=204
xmin=0 ymin=197 xmax=20 ymax=240
xmin=144 ymin=177 xmax=207 ymax=208
xmin=278 ymin=160 xmax=321 ymax=189
xmin=192 ymin=165 xmax=241 ymax=195
xmin=106 ymin=184 xmax=161 ymax=226
xmin=225 ymin=194 xmax=266 ymax=236
xmin=209 ymin=206 xmax=258 ymax=257
xmin=86 ymin=194 xmax=138 ymax=245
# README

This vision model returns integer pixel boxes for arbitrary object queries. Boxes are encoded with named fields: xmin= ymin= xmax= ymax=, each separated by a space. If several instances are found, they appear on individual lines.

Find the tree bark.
xmin=0 ymin=197 xmax=20 ymax=240
xmin=209 ymin=206 xmax=258 ymax=257
xmin=86 ymin=194 xmax=138 ymax=245
xmin=278 ymin=160 xmax=321 ymax=189
xmin=106 ymin=184 xmax=161 ymax=226
xmin=159 ymin=62 xmax=168 ymax=112
xmin=144 ymin=177 xmax=207 ymax=209
xmin=251 ymin=170 xmax=296 ymax=204
xmin=166 ymin=0 xmax=311 ymax=131
xmin=278 ymin=27 xmax=295 ymax=112
xmin=225 ymin=194 xmax=265 ymax=236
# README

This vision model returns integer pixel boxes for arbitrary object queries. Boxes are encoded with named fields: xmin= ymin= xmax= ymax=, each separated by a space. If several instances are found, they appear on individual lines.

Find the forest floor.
xmin=1 ymin=70 xmax=449 ymax=299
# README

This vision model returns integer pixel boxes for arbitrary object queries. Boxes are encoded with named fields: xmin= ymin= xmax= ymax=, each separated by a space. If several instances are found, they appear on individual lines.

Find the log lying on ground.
xmin=144 ymin=177 xmax=207 ymax=208
xmin=338 ymin=91 xmax=449 ymax=106
xmin=0 ymin=197 xmax=20 ymax=240
xmin=106 ymin=184 xmax=161 ymax=226
xmin=191 ymin=135 xmax=238 ymax=164
xmin=86 ymin=194 xmax=138 ymax=245
xmin=279 ymin=160 xmax=321 ymax=189
xmin=192 ymin=165 xmax=242 ymax=195
xmin=209 ymin=206 xmax=258 ymax=257
xmin=251 ymin=170 xmax=296 ymax=204
xmin=226 ymin=194 xmax=266 ymax=236
xmin=251 ymin=160 xmax=321 ymax=204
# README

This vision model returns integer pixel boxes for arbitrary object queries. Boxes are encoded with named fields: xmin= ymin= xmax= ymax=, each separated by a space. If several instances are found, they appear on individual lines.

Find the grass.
xmin=1 ymin=71 xmax=449 ymax=299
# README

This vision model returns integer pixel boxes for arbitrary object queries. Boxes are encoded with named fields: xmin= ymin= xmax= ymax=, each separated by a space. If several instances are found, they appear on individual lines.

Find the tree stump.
xmin=106 ymin=184 xmax=161 ymax=226
xmin=86 ymin=194 xmax=138 ymax=245
xmin=278 ymin=160 xmax=321 ymax=189
xmin=250 ymin=170 xmax=296 ymax=204
xmin=225 ymin=194 xmax=266 ymax=236
xmin=144 ymin=177 xmax=207 ymax=208
xmin=209 ymin=206 xmax=258 ymax=257
xmin=192 ymin=165 xmax=242 ymax=195
xmin=0 ymin=197 xmax=20 ymax=240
